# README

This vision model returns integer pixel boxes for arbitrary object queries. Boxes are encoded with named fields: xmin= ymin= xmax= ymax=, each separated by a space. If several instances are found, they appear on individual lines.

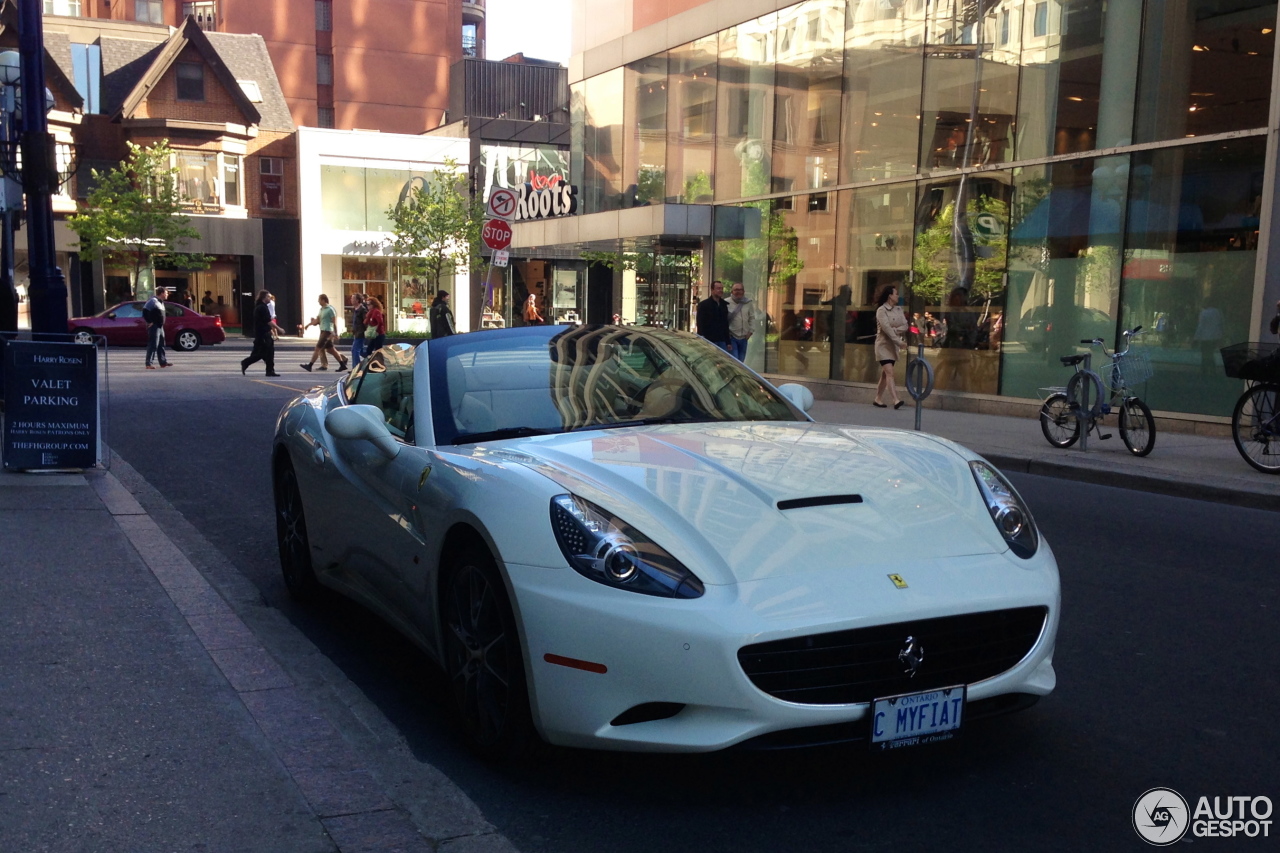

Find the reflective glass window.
xmin=1135 ymin=0 xmax=1276 ymax=142
xmin=623 ymin=55 xmax=668 ymax=207
xmin=666 ymin=36 xmax=718 ymax=202
xmin=920 ymin=4 xmax=1019 ymax=170
xmin=772 ymin=0 xmax=844 ymax=195
xmin=840 ymin=0 xmax=925 ymax=183
xmin=716 ymin=14 xmax=776 ymax=200
xmin=712 ymin=204 xmax=770 ymax=368
xmin=770 ymin=196 xmax=838 ymax=379
xmin=912 ymin=174 xmax=1012 ymax=394
xmin=831 ymin=184 xmax=916 ymax=383
xmin=582 ymin=69 xmax=625 ymax=213
xmin=1119 ymin=136 xmax=1265 ymax=415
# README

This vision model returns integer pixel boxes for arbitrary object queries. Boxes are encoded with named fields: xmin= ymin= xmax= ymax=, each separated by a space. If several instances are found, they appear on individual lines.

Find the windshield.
xmin=429 ymin=325 xmax=803 ymax=444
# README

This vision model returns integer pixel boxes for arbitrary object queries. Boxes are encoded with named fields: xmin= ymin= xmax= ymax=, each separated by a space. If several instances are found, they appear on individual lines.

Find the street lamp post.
xmin=17 ymin=0 xmax=68 ymax=336
xmin=0 ymin=51 xmax=19 ymax=336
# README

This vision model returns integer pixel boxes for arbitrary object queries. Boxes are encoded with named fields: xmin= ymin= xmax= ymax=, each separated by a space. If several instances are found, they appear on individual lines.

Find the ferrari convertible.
xmin=272 ymin=324 xmax=1059 ymax=756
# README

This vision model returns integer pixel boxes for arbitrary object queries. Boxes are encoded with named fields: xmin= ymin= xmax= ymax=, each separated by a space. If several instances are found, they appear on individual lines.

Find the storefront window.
xmin=839 ymin=0 xmax=924 ymax=184
xmin=1119 ymin=136 xmax=1264 ymax=415
xmin=770 ymin=195 xmax=837 ymax=379
xmin=832 ymin=183 xmax=916 ymax=383
xmin=712 ymin=204 xmax=770 ymax=368
xmin=176 ymin=151 xmax=218 ymax=207
xmin=223 ymin=157 xmax=242 ymax=207
xmin=1004 ymin=155 xmax=1128 ymax=399
xmin=772 ymin=0 xmax=844 ymax=195
xmin=322 ymin=165 xmax=367 ymax=230
xmin=1135 ymin=0 xmax=1276 ymax=143
xmin=715 ymin=14 xmax=775 ymax=200
xmin=921 ymin=3 xmax=1018 ymax=171
xmin=667 ymin=35 xmax=719 ymax=202
xmin=582 ymin=69 xmax=625 ymax=213
xmin=912 ymin=174 xmax=1012 ymax=395
xmin=624 ymin=55 xmax=668 ymax=207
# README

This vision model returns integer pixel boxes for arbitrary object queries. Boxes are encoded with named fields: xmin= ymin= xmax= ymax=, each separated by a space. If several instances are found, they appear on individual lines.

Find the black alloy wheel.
xmin=274 ymin=460 xmax=319 ymax=599
xmin=1119 ymin=397 xmax=1156 ymax=457
xmin=442 ymin=546 xmax=535 ymax=760
xmin=1039 ymin=393 xmax=1080 ymax=448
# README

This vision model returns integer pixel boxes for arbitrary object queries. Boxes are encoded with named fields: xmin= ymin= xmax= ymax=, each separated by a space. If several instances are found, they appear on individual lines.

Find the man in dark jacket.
xmin=241 ymin=290 xmax=282 ymax=376
xmin=143 ymin=287 xmax=170 ymax=369
xmin=696 ymin=280 xmax=730 ymax=351
xmin=430 ymin=291 xmax=456 ymax=338
xmin=349 ymin=292 xmax=368 ymax=367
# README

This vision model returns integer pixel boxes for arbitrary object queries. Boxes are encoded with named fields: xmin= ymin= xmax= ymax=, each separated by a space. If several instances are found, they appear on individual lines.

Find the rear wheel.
xmin=274 ymin=459 xmax=319 ymax=599
xmin=441 ymin=545 xmax=535 ymax=760
xmin=72 ymin=328 xmax=95 ymax=345
xmin=1119 ymin=397 xmax=1156 ymax=457
xmin=175 ymin=329 xmax=201 ymax=351
xmin=1232 ymin=384 xmax=1280 ymax=473
xmin=1039 ymin=393 xmax=1079 ymax=448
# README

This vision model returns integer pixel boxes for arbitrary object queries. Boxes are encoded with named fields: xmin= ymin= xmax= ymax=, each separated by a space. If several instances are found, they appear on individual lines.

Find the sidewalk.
xmin=0 ymin=464 xmax=515 ymax=853
xmin=806 ymin=396 xmax=1280 ymax=512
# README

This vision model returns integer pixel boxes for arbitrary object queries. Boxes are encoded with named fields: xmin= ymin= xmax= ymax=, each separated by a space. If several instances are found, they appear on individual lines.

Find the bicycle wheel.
xmin=1119 ymin=397 xmax=1156 ymax=457
xmin=1232 ymin=384 xmax=1280 ymax=474
xmin=1040 ymin=393 xmax=1080 ymax=448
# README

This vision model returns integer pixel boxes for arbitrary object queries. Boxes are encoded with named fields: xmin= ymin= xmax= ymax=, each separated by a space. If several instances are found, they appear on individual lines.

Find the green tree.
xmin=385 ymin=158 xmax=486 ymax=292
xmin=68 ymin=140 xmax=208 ymax=297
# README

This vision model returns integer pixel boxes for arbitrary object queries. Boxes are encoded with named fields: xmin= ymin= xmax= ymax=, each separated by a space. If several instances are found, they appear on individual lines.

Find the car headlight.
xmin=550 ymin=494 xmax=705 ymax=598
xmin=969 ymin=461 xmax=1039 ymax=559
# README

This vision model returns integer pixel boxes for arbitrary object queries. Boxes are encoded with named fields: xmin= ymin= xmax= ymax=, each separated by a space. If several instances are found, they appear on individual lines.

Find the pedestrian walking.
xmin=241 ymin=290 xmax=282 ymax=376
xmin=349 ymin=292 xmax=368 ymax=367
xmin=873 ymin=283 xmax=908 ymax=409
xmin=429 ymin=290 xmax=455 ymax=338
xmin=695 ymin=280 xmax=730 ymax=352
xmin=364 ymin=296 xmax=387 ymax=353
xmin=299 ymin=294 xmax=348 ymax=372
xmin=726 ymin=282 xmax=759 ymax=361
xmin=143 ymin=287 xmax=171 ymax=369
xmin=523 ymin=292 xmax=544 ymax=325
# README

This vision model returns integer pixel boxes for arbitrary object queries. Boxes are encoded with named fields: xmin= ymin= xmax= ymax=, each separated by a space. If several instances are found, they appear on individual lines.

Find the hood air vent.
xmin=777 ymin=495 xmax=863 ymax=511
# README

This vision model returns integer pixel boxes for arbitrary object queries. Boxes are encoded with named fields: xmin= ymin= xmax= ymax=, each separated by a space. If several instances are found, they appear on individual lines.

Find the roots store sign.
xmin=479 ymin=144 xmax=577 ymax=222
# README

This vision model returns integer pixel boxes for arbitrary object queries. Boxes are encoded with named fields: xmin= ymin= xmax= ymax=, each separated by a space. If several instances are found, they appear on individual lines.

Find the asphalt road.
xmin=103 ymin=341 xmax=1279 ymax=852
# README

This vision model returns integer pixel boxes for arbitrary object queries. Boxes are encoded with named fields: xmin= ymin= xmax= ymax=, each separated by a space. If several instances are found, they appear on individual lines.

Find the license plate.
xmin=870 ymin=685 xmax=965 ymax=750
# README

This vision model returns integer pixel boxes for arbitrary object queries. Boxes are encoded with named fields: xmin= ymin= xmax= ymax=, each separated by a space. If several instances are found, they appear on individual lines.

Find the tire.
xmin=175 ymin=329 xmax=201 ymax=351
xmin=441 ymin=545 xmax=535 ymax=760
xmin=274 ymin=459 xmax=320 ymax=600
xmin=1040 ymin=393 xmax=1080 ymax=448
xmin=1119 ymin=397 xmax=1156 ymax=457
xmin=72 ymin=328 xmax=95 ymax=345
xmin=1232 ymin=385 xmax=1280 ymax=474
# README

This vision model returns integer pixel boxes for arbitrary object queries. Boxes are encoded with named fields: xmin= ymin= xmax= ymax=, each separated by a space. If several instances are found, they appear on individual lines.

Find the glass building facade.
xmin=566 ymin=0 xmax=1278 ymax=416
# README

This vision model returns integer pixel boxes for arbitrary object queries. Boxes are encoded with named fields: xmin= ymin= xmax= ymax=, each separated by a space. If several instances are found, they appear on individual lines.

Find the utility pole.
xmin=17 ymin=0 xmax=67 ymax=336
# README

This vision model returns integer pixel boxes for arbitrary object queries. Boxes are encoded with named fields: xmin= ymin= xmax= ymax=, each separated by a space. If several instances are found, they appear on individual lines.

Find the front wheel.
xmin=175 ymin=329 xmax=201 ymax=351
xmin=441 ymin=546 xmax=535 ymax=761
xmin=1232 ymin=384 xmax=1280 ymax=473
xmin=72 ymin=328 xmax=95 ymax=345
xmin=1040 ymin=393 xmax=1080 ymax=448
xmin=1119 ymin=397 xmax=1156 ymax=457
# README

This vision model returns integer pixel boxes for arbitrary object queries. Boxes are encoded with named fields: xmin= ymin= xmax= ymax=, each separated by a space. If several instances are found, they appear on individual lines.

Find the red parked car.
xmin=69 ymin=301 xmax=227 ymax=351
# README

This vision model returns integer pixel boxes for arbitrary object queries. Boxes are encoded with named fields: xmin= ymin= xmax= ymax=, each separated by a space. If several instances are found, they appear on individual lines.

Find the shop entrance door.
xmin=634 ymin=254 xmax=695 ymax=331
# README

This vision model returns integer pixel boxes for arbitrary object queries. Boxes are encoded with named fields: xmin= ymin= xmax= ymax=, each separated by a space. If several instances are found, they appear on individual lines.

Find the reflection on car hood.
xmin=502 ymin=422 xmax=1006 ymax=583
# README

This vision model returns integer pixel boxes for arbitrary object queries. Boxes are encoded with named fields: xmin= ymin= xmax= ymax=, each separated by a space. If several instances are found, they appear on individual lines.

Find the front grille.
xmin=738 ymin=607 xmax=1048 ymax=705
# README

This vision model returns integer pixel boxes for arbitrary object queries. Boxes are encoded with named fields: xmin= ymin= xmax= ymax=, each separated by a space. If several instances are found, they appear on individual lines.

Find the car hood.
xmin=501 ymin=422 xmax=1009 ymax=584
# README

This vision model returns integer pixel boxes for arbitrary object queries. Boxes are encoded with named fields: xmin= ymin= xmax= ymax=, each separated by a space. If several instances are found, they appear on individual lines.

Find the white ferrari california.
xmin=272 ymin=324 xmax=1059 ymax=757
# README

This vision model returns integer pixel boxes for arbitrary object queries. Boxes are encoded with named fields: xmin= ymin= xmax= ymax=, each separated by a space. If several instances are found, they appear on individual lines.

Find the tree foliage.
xmin=385 ymin=158 xmax=485 ymax=291
xmin=912 ymin=194 xmax=1008 ymax=307
xmin=68 ymin=140 xmax=208 ymax=294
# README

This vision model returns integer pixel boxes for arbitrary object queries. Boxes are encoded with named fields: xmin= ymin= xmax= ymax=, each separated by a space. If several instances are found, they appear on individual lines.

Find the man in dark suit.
xmin=696 ymin=280 xmax=730 ymax=351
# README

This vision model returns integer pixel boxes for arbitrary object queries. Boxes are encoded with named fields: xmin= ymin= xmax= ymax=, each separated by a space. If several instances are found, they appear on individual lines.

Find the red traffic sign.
xmin=486 ymin=188 xmax=518 ymax=220
xmin=481 ymin=218 xmax=513 ymax=251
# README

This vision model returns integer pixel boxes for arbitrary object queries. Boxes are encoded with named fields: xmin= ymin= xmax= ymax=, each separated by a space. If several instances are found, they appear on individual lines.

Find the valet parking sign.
xmin=3 ymin=340 xmax=100 ymax=470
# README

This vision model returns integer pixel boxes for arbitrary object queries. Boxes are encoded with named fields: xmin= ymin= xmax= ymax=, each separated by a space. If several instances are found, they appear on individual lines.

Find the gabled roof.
xmin=115 ymin=16 xmax=261 ymax=126
xmin=204 ymin=31 xmax=294 ymax=133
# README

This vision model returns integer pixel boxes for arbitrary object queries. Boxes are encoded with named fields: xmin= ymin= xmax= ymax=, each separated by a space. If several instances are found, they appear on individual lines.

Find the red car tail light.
xmin=214 ymin=317 xmax=223 ymax=326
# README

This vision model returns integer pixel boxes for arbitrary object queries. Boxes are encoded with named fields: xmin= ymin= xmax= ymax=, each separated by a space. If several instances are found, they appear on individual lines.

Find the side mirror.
xmin=106 ymin=312 xmax=116 ymax=320
xmin=325 ymin=404 xmax=400 ymax=459
xmin=776 ymin=382 xmax=814 ymax=413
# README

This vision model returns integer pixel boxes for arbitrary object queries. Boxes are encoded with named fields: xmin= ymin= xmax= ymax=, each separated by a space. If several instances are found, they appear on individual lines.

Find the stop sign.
xmin=481 ymin=218 xmax=513 ymax=251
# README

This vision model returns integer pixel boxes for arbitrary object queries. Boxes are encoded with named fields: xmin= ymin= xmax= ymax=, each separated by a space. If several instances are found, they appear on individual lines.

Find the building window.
xmin=44 ymin=0 xmax=82 ymax=16
xmin=1033 ymin=3 xmax=1048 ymax=37
xmin=260 ymin=157 xmax=284 ymax=209
xmin=70 ymin=43 xmax=101 ymax=114
xmin=175 ymin=151 xmax=218 ymax=206
xmin=223 ymin=157 xmax=242 ymax=207
xmin=462 ymin=23 xmax=478 ymax=57
xmin=176 ymin=63 xmax=204 ymax=101
xmin=316 ymin=54 xmax=333 ymax=86
xmin=315 ymin=0 xmax=332 ymax=31
xmin=1000 ymin=10 xmax=1010 ymax=45
xmin=136 ymin=0 xmax=163 ymax=23
xmin=318 ymin=107 xmax=335 ymax=128
xmin=183 ymin=2 xmax=218 ymax=29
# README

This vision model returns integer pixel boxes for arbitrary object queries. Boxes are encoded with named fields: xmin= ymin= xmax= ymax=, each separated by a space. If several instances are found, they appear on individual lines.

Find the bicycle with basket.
xmin=1220 ymin=341 xmax=1280 ymax=473
xmin=1039 ymin=325 xmax=1156 ymax=457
